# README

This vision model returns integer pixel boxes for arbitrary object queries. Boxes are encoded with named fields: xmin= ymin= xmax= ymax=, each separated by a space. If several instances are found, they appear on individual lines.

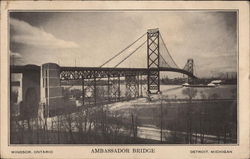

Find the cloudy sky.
xmin=10 ymin=11 xmax=237 ymax=77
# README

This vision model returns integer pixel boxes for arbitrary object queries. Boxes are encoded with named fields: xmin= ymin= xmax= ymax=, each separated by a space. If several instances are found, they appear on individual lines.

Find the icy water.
xmin=159 ymin=84 xmax=237 ymax=99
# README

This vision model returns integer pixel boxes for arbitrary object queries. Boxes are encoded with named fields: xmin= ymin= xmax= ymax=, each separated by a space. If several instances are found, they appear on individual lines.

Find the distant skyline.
xmin=10 ymin=11 xmax=237 ymax=78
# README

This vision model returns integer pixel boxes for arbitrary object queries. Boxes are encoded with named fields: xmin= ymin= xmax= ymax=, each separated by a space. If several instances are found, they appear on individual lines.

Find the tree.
xmin=182 ymin=88 xmax=198 ymax=101
xmin=210 ymin=93 xmax=219 ymax=100
xmin=199 ymin=91 xmax=207 ymax=143
xmin=182 ymin=88 xmax=197 ymax=144
xmin=200 ymin=91 xmax=206 ymax=100
xmin=74 ymin=110 xmax=86 ymax=142
xmin=61 ymin=113 xmax=76 ymax=143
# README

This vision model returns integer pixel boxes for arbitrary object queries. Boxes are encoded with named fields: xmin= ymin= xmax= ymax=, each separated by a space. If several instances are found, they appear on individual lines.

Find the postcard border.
xmin=7 ymin=9 xmax=239 ymax=147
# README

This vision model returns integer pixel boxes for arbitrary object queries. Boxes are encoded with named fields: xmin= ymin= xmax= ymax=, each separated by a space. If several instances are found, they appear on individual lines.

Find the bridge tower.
xmin=186 ymin=58 xmax=194 ymax=83
xmin=147 ymin=28 xmax=160 ymax=94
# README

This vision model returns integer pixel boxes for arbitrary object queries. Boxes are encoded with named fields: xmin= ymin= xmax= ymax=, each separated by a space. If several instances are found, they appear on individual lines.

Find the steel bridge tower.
xmin=186 ymin=58 xmax=194 ymax=83
xmin=147 ymin=28 xmax=160 ymax=94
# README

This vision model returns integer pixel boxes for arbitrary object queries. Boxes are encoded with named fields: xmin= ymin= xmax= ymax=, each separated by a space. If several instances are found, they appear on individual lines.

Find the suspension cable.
xmin=99 ymin=32 xmax=147 ymax=67
xmin=193 ymin=62 xmax=196 ymax=76
xmin=159 ymin=33 xmax=179 ymax=68
xmin=114 ymin=40 xmax=147 ymax=68
xmin=159 ymin=54 xmax=170 ymax=67
xmin=183 ymin=62 xmax=188 ymax=70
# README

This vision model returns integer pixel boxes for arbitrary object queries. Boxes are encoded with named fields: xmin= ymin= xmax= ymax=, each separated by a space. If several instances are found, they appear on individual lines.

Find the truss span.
xmin=59 ymin=66 xmax=197 ymax=80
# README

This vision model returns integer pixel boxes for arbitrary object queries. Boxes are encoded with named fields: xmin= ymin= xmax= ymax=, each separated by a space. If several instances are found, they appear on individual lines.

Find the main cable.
xmin=159 ymin=33 xmax=179 ymax=68
xmin=114 ymin=40 xmax=147 ymax=68
xmin=99 ymin=32 xmax=147 ymax=67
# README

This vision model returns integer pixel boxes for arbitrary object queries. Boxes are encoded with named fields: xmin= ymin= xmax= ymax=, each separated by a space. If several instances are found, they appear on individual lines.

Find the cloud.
xmin=10 ymin=51 xmax=22 ymax=58
xmin=10 ymin=51 xmax=25 ymax=65
xmin=10 ymin=18 xmax=79 ymax=49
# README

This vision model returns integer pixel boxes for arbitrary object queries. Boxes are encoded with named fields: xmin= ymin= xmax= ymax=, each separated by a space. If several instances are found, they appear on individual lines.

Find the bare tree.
xmin=62 ymin=113 xmax=76 ymax=143
xmin=182 ymin=88 xmax=197 ymax=144
xmin=74 ymin=110 xmax=86 ymax=142
xmin=200 ymin=91 xmax=206 ymax=100
xmin=182 ymin=88 xmax=198 ymax=101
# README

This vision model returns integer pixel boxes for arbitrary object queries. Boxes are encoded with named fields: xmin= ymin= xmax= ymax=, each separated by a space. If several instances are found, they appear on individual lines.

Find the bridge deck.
xmin=10 ymin=65 xmax=197 ymax=80
xmin=60 ymin=67 xmax=197 ymax=80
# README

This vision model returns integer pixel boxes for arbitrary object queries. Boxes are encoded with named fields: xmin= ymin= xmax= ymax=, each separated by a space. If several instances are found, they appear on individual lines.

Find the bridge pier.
xmin=139 ymin=74 xmax=143 ymax=97
xmin=107 ymin=76 xmax=120 ymax=102
xmin=118 ymin=75 xmax=121 ymax=101
xmin=82 ymin=79 xmax=85 ymax=106
xmin=125 ymin=74 xmax=139 ymax=99
xmin=84 ymin=78 xmax=95 ymax=105
xmin=107 ymin=75 xmax=110 ymax=102
xmin=41 ymin=63 xmax=63 ymax=117
xmin=111 ymin=77 xmax=120 ymax=102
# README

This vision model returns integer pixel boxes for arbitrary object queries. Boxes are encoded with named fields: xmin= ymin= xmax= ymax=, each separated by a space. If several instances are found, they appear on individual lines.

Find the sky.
xmin=10 ymin=11 xmax=237 ymax=78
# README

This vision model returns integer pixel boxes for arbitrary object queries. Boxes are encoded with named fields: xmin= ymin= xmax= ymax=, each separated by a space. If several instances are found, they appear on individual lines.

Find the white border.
xmin=1 ymin=1 xmax=249 ymax=159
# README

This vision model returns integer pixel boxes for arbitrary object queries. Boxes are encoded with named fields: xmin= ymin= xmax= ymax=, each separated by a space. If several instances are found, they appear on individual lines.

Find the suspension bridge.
xmin=11 ymin=28 xmax=197 ymax=117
